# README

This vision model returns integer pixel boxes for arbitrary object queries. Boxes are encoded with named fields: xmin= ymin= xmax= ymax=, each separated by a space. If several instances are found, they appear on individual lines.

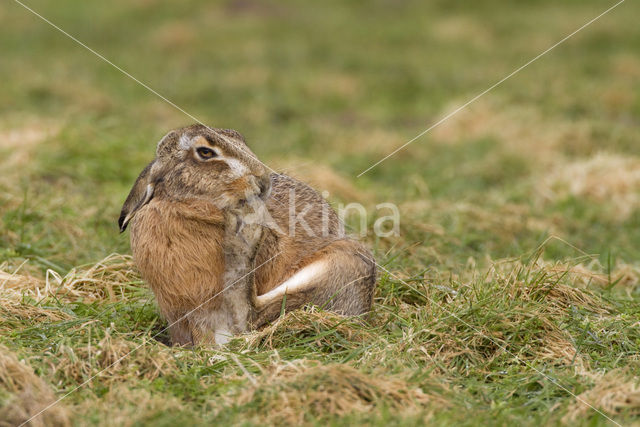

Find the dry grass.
xmin=430 ymin=99 xmax=593 ymax=166
xmin=0 ymin=254 xmax=140 ymax=304
xmin=414 ymin=323 xmax=581 ymax=372
xmin=1 ymin=209 xmax=634 ymax=424
xmin=540 ymin=153 xmax=640 ymax=221
xmin=46 ymin=331 xmax=177 ymax=386
xmin=544 ymin=260 xmax=640 ymax=294
xmin=224 ymin=360 xmax=447 ymax=424
xmin=377 ymin=256 xmax=618 ymax=375
xmin=484 ymin=258 xmax=612 ymax=315
xmin=0 ymin=119 xmax=62 ymax=176
xmin=0 ymin=345 xmax=70 ymax=427
xmin=0 ymin=298 xmax=71 ymax=326
xmin=242 ymin=307 xmax=373 ymax=350
xmin=564 ymin=369 xmax=640 ymax=422
xmin=390 ymin=309 xmax=586 ymax=375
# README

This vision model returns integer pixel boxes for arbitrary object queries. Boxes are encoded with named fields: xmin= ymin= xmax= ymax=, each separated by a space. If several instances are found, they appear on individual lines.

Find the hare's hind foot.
xmin=252 ymin=239 xmax=376 ymax=327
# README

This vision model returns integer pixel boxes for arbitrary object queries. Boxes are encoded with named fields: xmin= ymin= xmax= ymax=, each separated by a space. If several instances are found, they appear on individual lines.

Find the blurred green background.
xmin=1 ymin=0 xmax=639 ymax=272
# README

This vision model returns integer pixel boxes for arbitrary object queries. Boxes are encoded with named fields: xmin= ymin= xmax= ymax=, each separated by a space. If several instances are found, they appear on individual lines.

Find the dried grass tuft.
xmin=225 ymin=360 xmax=447 ymax=424
xmin=0 ymin=254 xmax=141 ymax=303
xmin=50 ymin=331 xmax=177 ymax=385
xmin=564 ymin=369 xmax=640 ymax=422
xmin=0 ymin=119 xmax=61 ymax=176
xmin=539 ymin=153 xmax=640 ymax=221
xmin=485 ymin=258 xmax=612 ymax=315
xmin=0 ymin=345 xmax=70 ymax=427
xmin=399 ymin=317 xmax=583 ymax=374
xmin=0 ymin=298 xmax=71 ymax=325
xmin=390 ymin=257 xmax=616 ymax=372
xmin=545 ymin=261 xmax=640 ymax=294
xmin=430 ymin=99 xmax=592 ymax=165
xmin=242 ymin=307 xmax=373 ymax=350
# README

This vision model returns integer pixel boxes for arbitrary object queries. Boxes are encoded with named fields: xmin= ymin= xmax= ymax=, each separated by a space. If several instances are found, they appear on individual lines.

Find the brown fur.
xmin=119 ymin=124 xmax=377 ymax=346
xmin=130 ymin=199 xmax=226 ymax=336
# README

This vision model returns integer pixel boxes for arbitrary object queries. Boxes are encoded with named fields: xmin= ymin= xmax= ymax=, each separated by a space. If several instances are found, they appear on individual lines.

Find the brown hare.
xmin=119 ymin=124 xmax=376 ymax=346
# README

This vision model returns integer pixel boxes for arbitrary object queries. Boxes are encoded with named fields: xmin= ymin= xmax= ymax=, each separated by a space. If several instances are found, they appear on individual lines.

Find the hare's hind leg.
xmin=164 ymin=314 xmax=193 ymax=346
xmin=253 ymin=240 xmax=376 ymax=327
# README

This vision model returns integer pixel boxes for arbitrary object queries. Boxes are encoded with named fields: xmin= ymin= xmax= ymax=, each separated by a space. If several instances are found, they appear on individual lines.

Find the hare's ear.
xmin=119 ymin=161 xmax=155 ymax=232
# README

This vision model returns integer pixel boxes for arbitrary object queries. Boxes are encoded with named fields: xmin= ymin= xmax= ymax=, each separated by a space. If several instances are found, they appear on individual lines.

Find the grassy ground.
xmin=1 ymin=0 xmax=640 ymax=425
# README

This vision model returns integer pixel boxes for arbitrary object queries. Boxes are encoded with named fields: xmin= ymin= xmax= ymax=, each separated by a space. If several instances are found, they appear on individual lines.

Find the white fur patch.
xmin=255 ymin=261 xmax=327 ymax=309
xmin=179 ymin=134 xmax=192 ymax=150
xmin=225 ymin=157 xmax=249 ymax=177
xmin=215 ymin=328 xmax=233 ymax=345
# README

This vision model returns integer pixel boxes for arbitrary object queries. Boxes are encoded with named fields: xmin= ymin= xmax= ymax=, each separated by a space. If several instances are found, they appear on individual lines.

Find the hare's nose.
xmin=258 ymin=174 xmax=272 ymax=200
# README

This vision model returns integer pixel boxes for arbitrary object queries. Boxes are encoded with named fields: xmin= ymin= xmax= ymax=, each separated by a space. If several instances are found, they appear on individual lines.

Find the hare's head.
xmin=119 ymin=124 xmax=271 ymax=232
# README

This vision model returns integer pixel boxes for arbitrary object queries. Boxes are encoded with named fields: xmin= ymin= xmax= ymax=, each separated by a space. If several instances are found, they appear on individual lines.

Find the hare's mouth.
xmin=119 ymin=183 xmax=155 ymax=232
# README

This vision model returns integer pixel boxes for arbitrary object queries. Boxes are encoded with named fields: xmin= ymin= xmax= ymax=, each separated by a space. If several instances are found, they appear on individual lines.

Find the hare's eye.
xmin=196 ymin=147 xmax=217 ymax=160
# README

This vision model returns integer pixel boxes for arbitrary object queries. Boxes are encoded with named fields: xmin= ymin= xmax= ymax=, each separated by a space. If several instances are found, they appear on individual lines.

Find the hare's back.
xmin=266 ymin=174 xmax=343 ymax=240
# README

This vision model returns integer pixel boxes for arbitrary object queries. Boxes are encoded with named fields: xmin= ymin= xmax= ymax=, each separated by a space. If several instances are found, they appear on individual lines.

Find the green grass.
xmin=1 ymin=0 xmax=640 ymax=425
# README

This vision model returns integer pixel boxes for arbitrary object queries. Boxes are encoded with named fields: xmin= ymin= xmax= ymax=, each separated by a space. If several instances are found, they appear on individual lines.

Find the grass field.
xmin=1 ymin=0 xmax=640 ymax=425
